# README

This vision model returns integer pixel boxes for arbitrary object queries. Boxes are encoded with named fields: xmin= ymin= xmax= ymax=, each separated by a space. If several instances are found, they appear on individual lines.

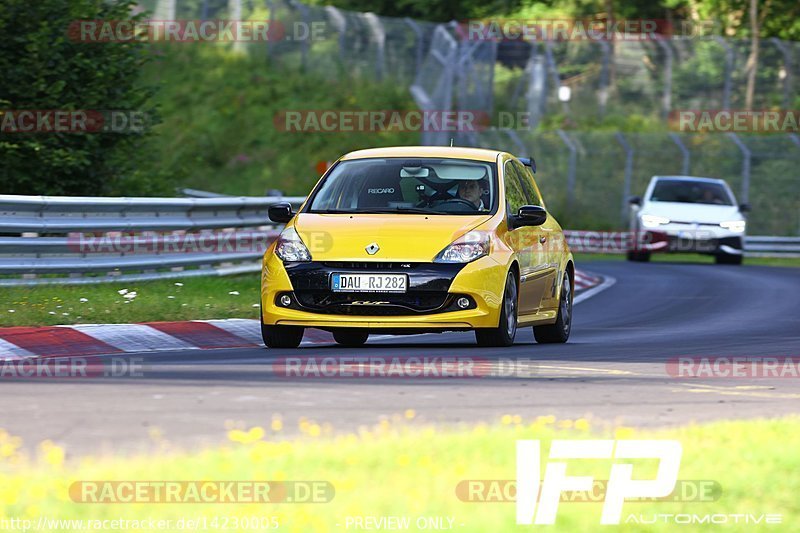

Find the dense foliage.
xmin=0 ymin=0 xmax=162 ymax=195
xmin=311 ymin=0 xmax=800 ymax=41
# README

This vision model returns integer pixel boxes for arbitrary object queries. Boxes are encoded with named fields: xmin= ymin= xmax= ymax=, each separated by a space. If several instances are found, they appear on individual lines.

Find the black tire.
xmin=475 ymin=271 xmax=518 ymax=347
xmin=626 ymin=250 xmax=651 ymax=262
xmin=261 ymin=323 xmax=304 ymax=349
xmin=534 ymin=273 xmax=573 ymax=344
xmin=715 ymin=253 xmax=743 ymax=265
xmin=333 ymin=328 xmax=369 ymax=347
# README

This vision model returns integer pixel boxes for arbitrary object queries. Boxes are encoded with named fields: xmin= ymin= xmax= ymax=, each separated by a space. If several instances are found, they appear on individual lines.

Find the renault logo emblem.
xmin=365 ymin=243 xmax=380 ymax=255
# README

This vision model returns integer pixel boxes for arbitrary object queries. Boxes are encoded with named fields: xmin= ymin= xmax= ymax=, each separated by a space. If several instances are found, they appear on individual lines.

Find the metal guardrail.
xmin=744 ymin=236 xmax=800 ymax=258
xmin=0 ymin=195 xmax=796 ymax=286
xmin=0 ymin=194 xmax=304 ymax=286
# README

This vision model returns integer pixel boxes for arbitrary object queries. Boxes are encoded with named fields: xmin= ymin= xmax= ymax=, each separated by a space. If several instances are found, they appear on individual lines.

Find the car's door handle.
xmin=539 ymin=236 xmax=547 ymax=244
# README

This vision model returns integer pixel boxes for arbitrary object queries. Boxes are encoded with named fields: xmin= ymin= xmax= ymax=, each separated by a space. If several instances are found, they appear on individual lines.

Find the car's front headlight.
xmin=640 ymin=214 xmax=670 ymax=228
xmin=434 ymin=231 xmax=490 ymax=263
xmin=274 ymin=227 xmax=311 ymax=262
xmin=720 ymin=220 xmax=746 ymax=233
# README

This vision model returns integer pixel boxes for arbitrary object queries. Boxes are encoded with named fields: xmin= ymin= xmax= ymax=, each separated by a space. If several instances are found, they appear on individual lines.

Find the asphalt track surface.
xmin=3 ymin=260 xmax=799 ymax=455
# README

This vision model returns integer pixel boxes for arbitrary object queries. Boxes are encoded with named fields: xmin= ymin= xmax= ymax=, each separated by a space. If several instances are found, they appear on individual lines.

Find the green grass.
xmin=0 ymin=416 xmax=797 ymax=532
xmin=574 ymin=253 xmax=800 ymax=268
xmin=139 ymin=44 xmax=419 ymax=196
xmin=0 ymin=274 xmax=260 ymax=327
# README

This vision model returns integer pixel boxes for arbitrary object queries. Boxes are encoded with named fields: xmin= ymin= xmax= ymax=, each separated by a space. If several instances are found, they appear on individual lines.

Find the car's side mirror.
xmin=739 ymin=202 xmax=751 ymax=213
xmin=629 ymin=195 xmax=642 ymax=206
xmin=268 ymin=202 xmax=294 ymax=224
xmin=511 ymin=205 xmax=548 ymax=228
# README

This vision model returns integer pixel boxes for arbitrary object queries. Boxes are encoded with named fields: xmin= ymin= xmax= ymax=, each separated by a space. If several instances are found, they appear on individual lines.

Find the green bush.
xmin=0 ymin=0 xmax=160 ymax=196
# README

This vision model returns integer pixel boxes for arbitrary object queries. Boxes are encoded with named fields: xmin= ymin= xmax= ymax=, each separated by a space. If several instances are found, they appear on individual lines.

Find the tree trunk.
xmin=744 ymin=0 xmax=759 ymax=110
xmin=605 ymin=0 xmax=616 ymax=88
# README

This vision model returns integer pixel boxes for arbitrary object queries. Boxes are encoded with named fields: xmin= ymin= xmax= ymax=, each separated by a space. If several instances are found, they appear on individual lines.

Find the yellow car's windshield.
xmin=306 ymin=158 xmax=498 ymax=215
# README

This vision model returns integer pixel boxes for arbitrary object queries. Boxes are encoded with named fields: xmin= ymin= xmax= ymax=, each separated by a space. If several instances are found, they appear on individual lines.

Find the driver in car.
xmin=457 ymin=180 xmax=485 ymax=210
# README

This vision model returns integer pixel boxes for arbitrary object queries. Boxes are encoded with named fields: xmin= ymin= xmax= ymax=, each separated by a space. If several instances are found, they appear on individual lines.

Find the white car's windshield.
xmin=650 ymin=179 xmax=733 ymax=206
xmin=306 ymin=158 xmax=497 ymax=215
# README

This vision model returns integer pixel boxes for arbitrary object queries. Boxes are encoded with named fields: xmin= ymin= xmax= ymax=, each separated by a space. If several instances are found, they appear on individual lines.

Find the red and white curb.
xmin=0 ymin=271 xmax=607 ymax=360
xmin=574 ymin=270 xmax=602 ymax=291
xmin=0 ymin=320 xmax=334 ymax=360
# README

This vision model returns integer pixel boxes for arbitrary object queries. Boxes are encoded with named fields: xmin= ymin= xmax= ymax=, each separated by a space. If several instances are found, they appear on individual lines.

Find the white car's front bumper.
xmin=637 ymin=221 xmax=744 ymax=254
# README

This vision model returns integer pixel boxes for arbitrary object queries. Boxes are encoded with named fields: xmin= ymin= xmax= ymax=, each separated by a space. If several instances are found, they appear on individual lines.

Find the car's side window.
xmin=503 ymin=160 xmax=527 ymax=218
xmin=511 ymin=160 xmax=543 ymax=207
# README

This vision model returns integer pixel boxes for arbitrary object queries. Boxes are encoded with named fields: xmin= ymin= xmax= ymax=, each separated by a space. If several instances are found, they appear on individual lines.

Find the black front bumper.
xmin=281 ymin=262 xmax=471 ymax=316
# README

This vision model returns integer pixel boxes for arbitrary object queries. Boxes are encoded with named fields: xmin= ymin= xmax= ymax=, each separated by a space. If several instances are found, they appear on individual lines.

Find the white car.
xmin=629 ymin=176 xmax=749 ymax=265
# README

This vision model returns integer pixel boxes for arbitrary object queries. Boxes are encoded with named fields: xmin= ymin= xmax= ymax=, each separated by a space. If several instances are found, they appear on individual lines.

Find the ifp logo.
xmin=516 ymin=440 xmax=682 ymax=525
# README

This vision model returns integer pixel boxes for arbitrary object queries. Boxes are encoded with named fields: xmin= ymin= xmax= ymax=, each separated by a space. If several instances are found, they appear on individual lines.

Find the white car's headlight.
xmin=720 ymin=220 xmax=746 ymax=233
xmin=640 ymin=214 xmax=670 ymax=228
xmin=274 ymin=227 xmax=311 ymax=262
xmin=434 ymin=231 xmax=490 ymax=263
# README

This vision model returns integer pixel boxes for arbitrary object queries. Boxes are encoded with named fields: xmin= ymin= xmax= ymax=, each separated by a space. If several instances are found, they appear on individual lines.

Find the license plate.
xmin=331 ymin=273 xmax=407 ymax=293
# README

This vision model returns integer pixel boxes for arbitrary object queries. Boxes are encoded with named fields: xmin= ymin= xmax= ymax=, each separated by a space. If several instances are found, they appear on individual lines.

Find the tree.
xmin=0 ymin=0 xmax=157 ymax=196
xmin=743 ymin=0 xmax=759 ymax=110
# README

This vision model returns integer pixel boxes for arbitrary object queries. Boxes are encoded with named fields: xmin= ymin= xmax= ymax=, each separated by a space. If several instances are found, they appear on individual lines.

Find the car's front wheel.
xmin=333 ymin=329 xmax=369 ymax=347
xmin=475 ymin=271 xmax=518 ymax=347
xmin=533 ymin=273 xmax=572 ymax=344
xmin=261 ymin=319 xmax=304 ymax=349
xmin=715 ymin=252 xmax=743 ymax=265
xmin=626 ymin=250 xmax=651 ymax=262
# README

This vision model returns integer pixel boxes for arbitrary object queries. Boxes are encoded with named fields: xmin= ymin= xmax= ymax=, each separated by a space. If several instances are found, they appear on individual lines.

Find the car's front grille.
xmin=669 ymin=221 xmax=721 ymax=227
xmin=294 ymin=290 xmax=452 ymax=316
xmin=323 ymin=262 xmax=419 ymax=270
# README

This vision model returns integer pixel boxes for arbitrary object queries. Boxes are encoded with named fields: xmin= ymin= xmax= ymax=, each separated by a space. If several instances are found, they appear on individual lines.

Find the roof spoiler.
xmin=518 ymin=157 xmax=536 ymax=173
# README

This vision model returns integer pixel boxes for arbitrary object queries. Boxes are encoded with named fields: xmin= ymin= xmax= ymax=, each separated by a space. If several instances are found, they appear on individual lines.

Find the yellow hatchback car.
xmin=261 ymin=146 xmax=574 ymax=348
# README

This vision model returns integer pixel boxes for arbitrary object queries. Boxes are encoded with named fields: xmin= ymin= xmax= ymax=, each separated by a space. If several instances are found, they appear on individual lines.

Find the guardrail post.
xmin=713 ymin=37 xmax=734 ymax=109
xmin=363 ymin=13 xmax=386 ymax=81
xmin=669 ymin=132 xmax=690 ymax=175
xmin=404 ymin=17 xmax=423 ymax=77
xmin=526 ymin=46 xmax=547 ymax=130
xmin=556 ymin=129 xmax=577 ymax=210
xmin=544 ymin=41 xmax=568 ymax=114
xmin=155 ymin=0 xmax=176 ymax=20
xmin=597 ymin=41 xmax=610 ymax=118
xmin=229 ymin=0 xmax=243 ymax=53
xmin=656 ymin=40 xmax=673 ymax=119
xmin=770 ymin=38 xmax=793 ymax=110
xmin=324 ymin=6 xmax=347 ymax=63
xmin=289 ymin=0 xmax=311 ymax=70
xmin=616 ymin=132 xmax=634 ymax=224
xmin=727 ymin=133 xmax=751 ymax=203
